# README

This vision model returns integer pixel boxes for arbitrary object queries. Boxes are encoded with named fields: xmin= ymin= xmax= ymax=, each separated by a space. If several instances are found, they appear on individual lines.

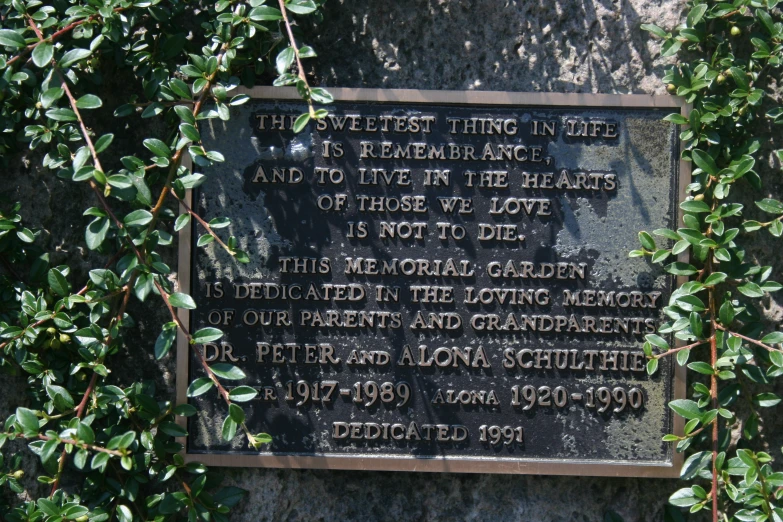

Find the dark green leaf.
xmin=221 ymin=416 xmax=237 ymax=441
xmin=155 ymin=322 xmax=177 ymax=360
xmin=192 ymin=327 xmax=223 ymax=343
xmin=691 ymin=149 xmax=718 ymax=175
xmin=59 ymin=48 xmax=91 ymax=68
xmin=229 ymin=386 xmax=258 ymax=402
xmin=85 ymin=217 xmax=110 ymax=250
xmin=75 ymin=94 xmax=102 ymax=109
xmin=210 ymin=363 xmax=246 ymax=380
xmin=32 ymin=43 xmax=54 ymax=67
xmin=229 ymin=403 xmax=245 ymax=423
xmin=159 ymin=421 xmax=188 ymax=437
xmin=756 ymin=199 xmax=783 ymax=214
xmin=94 ymin=134 xmax=114 ymax=153
xmin=0 ymin=30 xmax=26 ymax=48
xmin=173 ymin=404 xmax=198 ymax=416
xmin=681 ymin=451 xmax=712 ymax=480
xmin=187 ymin=377 xmax=214 ymax=397
xmin=638 ymin=231 xmax=655 ymax=250
xmin=47 ymin=268 xmax=70 ymax=296
xmin=124 ymin=209 xmax=153 ymax=227
xmin=16 ymin=407 xmax=39 ymax=437
xmin=143 ymin=138 xmax=171 ymax=158
xmin=169 ymin=292 xmax=196 ymax=309
xmin=174 ymin=214 xmax=191 ymax=232
xmin=641 ymin=23 xmax=668 ymax=39
xmin=276 ymin=46 xmax=295 ymax=75
xmin=248 ymin=6 xmax=282 ymax=20
xmin=669 ymin=399 xmax=701 ymax=420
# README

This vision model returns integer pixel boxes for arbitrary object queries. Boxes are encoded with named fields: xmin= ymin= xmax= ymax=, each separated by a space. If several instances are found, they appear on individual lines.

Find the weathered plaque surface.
xmin=177 ymin=88 xmax=687 ymax=476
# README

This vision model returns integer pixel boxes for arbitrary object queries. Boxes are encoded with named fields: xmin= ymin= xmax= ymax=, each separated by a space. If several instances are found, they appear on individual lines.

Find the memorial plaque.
xmin=176 ymin=88 xmax=688 ymax=476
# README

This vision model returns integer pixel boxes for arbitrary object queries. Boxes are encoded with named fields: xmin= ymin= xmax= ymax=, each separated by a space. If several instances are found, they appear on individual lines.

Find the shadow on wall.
xmin=309 ymin=0 xmax=688 ymax=93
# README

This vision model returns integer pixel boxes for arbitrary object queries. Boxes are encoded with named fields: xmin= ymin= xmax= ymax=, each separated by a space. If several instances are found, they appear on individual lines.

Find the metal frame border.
xmin=176 ymin=87 xmax=690 ymax=478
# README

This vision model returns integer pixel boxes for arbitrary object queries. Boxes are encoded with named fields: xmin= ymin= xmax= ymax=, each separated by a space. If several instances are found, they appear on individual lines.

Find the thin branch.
xmin=653 ymin=338 xmax=712 ymax=359
xmin=277 ymin=0 xmax=316 ymax=117
xmin=7 ymin=8 xmax=127 ymax=68
xmin=36 ymin=434 xmax=124 ymax=457
xmin=144 ymin=36 xmax=235 ymax=241
xmin=713 ymin=323 xmax=781 ymax=353
xmin=170 ymin=191 xmax=234 ymax=255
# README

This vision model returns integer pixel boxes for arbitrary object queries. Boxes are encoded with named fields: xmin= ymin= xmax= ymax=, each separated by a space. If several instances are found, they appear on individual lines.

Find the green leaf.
xmin=75 ymin=94 xmax=102 ymax=109
xmin=665 ymin=262 xmax=699 ymax=275
xmin=208 ymin=217 xmax=230 ymax=229
xmin=155 ymin=322 xmax=177 ymax=360
xmin=276 ymin=46 xmax=295 ymax=75
xmin=680 ymin=200 xmax=711 ymax=213
xmin=221 ymin=416 xmax=237 ymax=441
xmin=77 ymin=422 xmax=95 ymax=444
xmin=94 ymin=134 xmax=114 ymax=153
xmin=143 ymin=138 xmax=171 ymax=158
xmin=180 ymin=123 xmax=200 ymax=142
xmin=187 ymin=377 xmax=214 ymax=397
xmin=293 ymin=112 xmax=311 ymax=133
xmin=85 ymin=217 xmax=110 ymax=250
xmin=691 ymin=149 xmax=718 ymax=175
xmin=681 ymin=451 xmax=712 ymax=480
xmin=159 ymin=421 xmax=188 ymax=437
xmin=704 ymin=272 xmax=727 ymax=286
xmin=173 ymin=404 xmax=198 ymax=416
xmin=46 ymin=108 xmax=78 ymax=121
xmin=229 ymin=403 xmax=245 ymax=423
xmin=174 ymin=214 xmax=191 ymax=232
xmin=210 ymin=363 xmax=246 ymax=380
xmin=646 ymin=334 xmax=669 ymax=350
xmin=0 ymin=29 xmax=26 ymax=48
xmin=738 ymin=282 xmax=764 ymax=298
xmin=688 ymin=361 xmax=714 ymax=375
xmin=756 ymin=199 xmax=783 ymax=214
xmin=686 ymin=4 xmax=707 ymax=27
xmin=213 ymin=486 xmax=247 ymax=507
xmin=59 ymin=48 xmax=92 ymax=68
xmin=192 ymin=327 xmax=223 ymax=343
xmin=174 ymin=105 xmax=196 ymax=124
xmin=285 ymin=0 xmax=317 ymax=14
xmin=761 ymin=332 xmax=783 ymax=345
xmin=646 ymin=358 xmax=658 ymax=375
xmin=197 ymin=234 xmax=214 ymax=247
xmin=229 ymin=386 xmax=258 ymax=402
xmin=16 ymin=407 xmax=40 ymax=437
xmin=638 ymin=231 xmax=655 ymax=250
xmin=106 ymin=174 xmax=133 ymax=189
xmin=754 ymin=393 xmax=781 ymax=408
xmin=124 ymin=209 xmax=153 ymax=227
xmin=117 ymin=505 xmax=132 ymax=522
xmin=669 ymin=399 xmax=702 ymax=420
xmin=32 ymin=43 xmax=54 ymax=67
xmin=641 ymin=23 xmax=668 ymax=39
xmin=653 ymin=228 xmax=681 ymax=240
xmin=248 ymin=6 xmax=282 ymax=20
xmin=41 ymin=87 xmax=64 ymax=109
xmin=17 ymin=228 xmax=35 ymax=243
xmin=169 ymin=292 xmax=196 ymax=309
xmin=310 ymin=87 xmax=333 ymax=104
xmin=47 ymin=268 xmax=70 ymax=296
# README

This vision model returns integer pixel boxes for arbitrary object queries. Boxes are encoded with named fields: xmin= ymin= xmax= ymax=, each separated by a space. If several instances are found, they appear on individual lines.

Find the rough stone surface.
xmin=4 ymin=0 xmax=783 ymax=520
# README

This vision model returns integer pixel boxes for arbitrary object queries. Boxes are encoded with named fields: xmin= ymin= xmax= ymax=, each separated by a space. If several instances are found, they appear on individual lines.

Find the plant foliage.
xmin=0 ymin=0 xmax=327 ymax=518
xmin=642 ymin=0 xmax=783 ymax=519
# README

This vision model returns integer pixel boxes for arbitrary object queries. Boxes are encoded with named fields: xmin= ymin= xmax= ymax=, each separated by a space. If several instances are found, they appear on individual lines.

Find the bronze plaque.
xmin=176 ymin=88 xmax=688 ymax=476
